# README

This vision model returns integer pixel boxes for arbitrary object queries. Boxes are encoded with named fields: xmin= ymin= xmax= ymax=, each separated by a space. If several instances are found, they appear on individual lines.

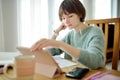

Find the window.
xmin=94 ymin=0 xmax=111 ymax=19
xmin=17 ymin=0 xmax=49 ymax=47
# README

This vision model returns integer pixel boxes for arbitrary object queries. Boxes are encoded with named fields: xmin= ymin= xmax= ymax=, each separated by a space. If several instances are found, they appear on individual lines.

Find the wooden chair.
xmin=85 ymin=18 xmax=120 ymax=70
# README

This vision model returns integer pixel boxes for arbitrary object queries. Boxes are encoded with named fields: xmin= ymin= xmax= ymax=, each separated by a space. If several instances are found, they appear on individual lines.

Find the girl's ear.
xmin=79 ymin=15 xmax=84 ymax=22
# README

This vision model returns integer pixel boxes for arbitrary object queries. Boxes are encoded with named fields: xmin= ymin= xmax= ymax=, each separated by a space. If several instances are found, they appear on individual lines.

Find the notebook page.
xmin=53 ymin=56 xmax=77 ymax=68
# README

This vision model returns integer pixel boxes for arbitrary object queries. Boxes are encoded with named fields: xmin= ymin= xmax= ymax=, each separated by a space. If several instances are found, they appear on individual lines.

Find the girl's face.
xmin=61 ymin=13 xmax=81 ymax=30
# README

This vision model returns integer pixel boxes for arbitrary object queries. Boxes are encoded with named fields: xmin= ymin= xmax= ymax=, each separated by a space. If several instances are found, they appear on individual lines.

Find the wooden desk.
xmin=34 ymin=64 xmax=120 ymax=80
xmin=1 ymin=63 xmax=120 ymax=80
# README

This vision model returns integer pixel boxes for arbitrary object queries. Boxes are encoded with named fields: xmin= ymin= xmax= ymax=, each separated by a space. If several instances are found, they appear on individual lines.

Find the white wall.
xmin=118 ymin=0 xmax=120 ymax=18
xmin=83 ymin=0 xmax=120 ymax=20
xmin=2 ymin=0 xmax=18 ymax=51
xmin=0 ymin=0 xmax=4 ymax=51
xmin=82 ymin=0 xmax=95 ymax=20
xmin=111 ymin=0 xmax=118 ymax=18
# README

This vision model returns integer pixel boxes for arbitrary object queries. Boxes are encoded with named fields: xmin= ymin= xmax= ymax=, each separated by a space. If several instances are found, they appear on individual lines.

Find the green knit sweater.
xmin=49 ymin=26 xmax=105 ymax=69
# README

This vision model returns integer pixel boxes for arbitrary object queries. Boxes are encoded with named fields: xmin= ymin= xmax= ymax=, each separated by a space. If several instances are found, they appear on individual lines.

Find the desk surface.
xmin=0 ymin=63 xmax=120 ymax=80
xmin=34 ymin=64 xmax=120 ymax=80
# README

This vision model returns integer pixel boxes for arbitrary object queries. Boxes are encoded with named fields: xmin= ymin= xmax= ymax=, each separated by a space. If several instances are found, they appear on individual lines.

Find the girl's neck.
xmin=75 ymin=22 xmax=87 ymax=32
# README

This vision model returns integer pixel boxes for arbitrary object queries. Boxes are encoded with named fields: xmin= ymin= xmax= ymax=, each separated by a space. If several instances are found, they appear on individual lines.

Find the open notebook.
xmin=16 ymin=47 xmax=63 ymax=78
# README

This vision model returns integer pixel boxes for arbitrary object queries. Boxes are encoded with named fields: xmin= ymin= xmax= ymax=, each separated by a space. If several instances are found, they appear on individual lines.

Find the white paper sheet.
xmin=53 ymin=56 xmax=77 ymax=68
xmin=0 ymin=52 xmax=21 ymax=65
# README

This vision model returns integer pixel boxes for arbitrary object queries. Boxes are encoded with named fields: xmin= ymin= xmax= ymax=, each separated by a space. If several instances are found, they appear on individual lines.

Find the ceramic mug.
xmin=3 ymin=54 xmax=35 ymax=80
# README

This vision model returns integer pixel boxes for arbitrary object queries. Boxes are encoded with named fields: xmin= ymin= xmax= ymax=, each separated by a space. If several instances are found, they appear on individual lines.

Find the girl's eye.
xmin=62 ymin=17 xmax=65 ymax=20
xmin=69 ymin=15 xmax=73 ymax=18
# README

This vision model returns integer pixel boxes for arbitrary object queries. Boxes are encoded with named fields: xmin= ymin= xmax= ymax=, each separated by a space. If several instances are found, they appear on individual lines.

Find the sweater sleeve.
xmin=48 ymin=31 xmax=71 ymax=56
xmin=77 ymin=28 xmax=105 ymax=69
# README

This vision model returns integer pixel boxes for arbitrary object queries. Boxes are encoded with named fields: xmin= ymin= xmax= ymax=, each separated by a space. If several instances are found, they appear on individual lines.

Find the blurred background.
xmin=0 ymin=0 xmax=119 ymax=52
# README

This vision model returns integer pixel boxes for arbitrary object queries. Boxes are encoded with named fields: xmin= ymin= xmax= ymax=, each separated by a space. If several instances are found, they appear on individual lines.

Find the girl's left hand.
xmin=31 ymin=38 xmax=60 ymax=51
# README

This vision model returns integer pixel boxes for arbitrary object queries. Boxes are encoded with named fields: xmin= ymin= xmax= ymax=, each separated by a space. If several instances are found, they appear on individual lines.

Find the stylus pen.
xmin=85 ymin=71 xmax=101 ymax=80
xmin=90 ymin=71 xmax=110 ymax=80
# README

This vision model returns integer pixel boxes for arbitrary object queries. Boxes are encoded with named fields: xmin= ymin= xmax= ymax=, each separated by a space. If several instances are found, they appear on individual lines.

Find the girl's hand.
xmin=31 ymin=38 xmax=60 ymax=51
xmin=55 ymin=23 xmax=66 ymax=33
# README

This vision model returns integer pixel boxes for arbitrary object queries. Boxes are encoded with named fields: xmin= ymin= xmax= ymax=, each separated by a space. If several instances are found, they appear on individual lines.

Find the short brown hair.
xmin=59 ymin=0 xmax=86 ymax=22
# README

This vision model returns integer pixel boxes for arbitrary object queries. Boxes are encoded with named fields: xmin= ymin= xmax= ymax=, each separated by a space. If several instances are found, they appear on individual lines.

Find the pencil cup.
xmin=3 ymin=54 xmax=35 ymax=80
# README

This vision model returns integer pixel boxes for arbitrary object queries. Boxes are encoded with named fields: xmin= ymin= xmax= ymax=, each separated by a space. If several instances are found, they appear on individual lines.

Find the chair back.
xmin=85 ymin=18 xmax=120 ymax=70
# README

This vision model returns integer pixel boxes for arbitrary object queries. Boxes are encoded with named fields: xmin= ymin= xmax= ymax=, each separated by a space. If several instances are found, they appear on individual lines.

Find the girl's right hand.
xmin=55 ymin=23 xmax=66 ymax=33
